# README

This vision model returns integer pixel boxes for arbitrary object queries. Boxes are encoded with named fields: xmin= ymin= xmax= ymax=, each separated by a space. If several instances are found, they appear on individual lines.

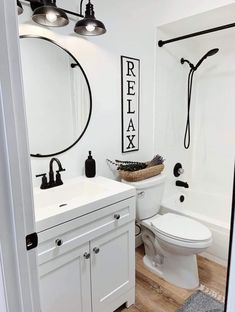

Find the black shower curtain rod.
xmin=158 ymin=21 xmax=235 ymax=47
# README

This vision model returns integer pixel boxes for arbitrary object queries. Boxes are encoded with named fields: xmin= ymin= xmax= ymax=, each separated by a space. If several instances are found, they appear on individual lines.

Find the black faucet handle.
xmin=55 ymin=171 xmax=64 ymax=186
xmin=36 ymin=173 xmax=48 ymax=189
xmin=36 ymin=173 xmax=47 ymax=178
xmin=57 ymin=168 xmax=66 ymax=173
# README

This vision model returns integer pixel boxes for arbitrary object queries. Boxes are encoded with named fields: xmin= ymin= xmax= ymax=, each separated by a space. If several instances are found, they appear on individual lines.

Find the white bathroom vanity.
xmin=34 ymin=176 xmax=136 ymax=312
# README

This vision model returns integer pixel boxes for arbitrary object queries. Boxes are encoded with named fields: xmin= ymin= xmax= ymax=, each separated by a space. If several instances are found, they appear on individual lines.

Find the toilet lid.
xmin=151 ymin=213 xmax=212 ymax=242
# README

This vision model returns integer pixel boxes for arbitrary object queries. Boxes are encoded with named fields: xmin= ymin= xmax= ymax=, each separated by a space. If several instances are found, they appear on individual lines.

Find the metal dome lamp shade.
xmin=74 ymin=0 xmax=106 ymax=36
xmin=17 ymin=0 xmax=23 ymax=15
xmin=32 ymin=0 xmax=69 ymax=27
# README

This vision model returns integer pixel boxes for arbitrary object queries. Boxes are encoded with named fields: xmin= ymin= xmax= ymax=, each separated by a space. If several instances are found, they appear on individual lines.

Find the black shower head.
xmin=194 ymin=48 xmax=219 ymax=70
xmin=181 ymin=48 xmax=219 ymax=71
xmin=206 ymin=48 xmax=219 ymax=56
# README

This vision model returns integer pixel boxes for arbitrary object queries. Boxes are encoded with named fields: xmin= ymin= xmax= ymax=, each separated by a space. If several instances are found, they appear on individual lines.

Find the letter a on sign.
xmin=121 ymin=56 xmax=140 ymax=153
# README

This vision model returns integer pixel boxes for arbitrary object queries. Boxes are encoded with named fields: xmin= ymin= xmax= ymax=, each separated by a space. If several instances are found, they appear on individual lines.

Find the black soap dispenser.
xmin=85 ymin=151 xmax=96 ymax=178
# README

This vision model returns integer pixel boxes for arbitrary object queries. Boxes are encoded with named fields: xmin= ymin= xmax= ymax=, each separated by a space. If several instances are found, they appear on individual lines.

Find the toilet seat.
xmin=142 ymin=213 xmax=212 ymax=248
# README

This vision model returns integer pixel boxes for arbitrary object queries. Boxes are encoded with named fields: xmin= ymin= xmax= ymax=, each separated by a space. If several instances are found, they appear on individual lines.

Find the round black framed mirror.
xmin=19 ymin=35 xmax=92 ymax=158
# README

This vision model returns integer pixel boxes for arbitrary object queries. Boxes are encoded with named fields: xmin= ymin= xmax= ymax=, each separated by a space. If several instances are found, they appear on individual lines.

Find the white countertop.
xmin=34 ymin=176 xmax=136 ymax=233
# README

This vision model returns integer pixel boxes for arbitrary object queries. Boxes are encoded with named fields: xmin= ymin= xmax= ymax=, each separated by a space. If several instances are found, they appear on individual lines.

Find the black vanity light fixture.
xmin=18 ymin=0 xmax=106 ymax=36
xmin=32 ymin=0 xmax=69 ymax=27
xmin=17 ymin=0 xmax=23 ymax=15
xmin=74 ymin=0 xmax=106 ymax=36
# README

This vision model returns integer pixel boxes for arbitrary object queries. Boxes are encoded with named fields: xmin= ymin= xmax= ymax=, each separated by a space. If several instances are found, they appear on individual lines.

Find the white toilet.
xmin=125 ymin=174 xmax=212 ymax=289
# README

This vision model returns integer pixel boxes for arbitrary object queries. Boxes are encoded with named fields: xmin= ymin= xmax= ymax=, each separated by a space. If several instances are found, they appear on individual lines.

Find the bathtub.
xmin=160 ymin=191 xmax=232 ymax=266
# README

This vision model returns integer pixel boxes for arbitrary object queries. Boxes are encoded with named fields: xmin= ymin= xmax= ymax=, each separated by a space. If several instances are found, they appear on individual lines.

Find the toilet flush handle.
xmin=137 ymin=191 xmax=145 ymax=198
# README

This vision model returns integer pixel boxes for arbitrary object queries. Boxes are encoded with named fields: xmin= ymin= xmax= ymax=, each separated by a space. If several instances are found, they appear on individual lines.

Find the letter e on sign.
xmin=121 ymin=56 xmax=140 ymax=153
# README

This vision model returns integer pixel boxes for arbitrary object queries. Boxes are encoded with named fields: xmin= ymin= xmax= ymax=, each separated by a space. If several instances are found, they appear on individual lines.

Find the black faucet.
xmin=36 ymin=158 xmax=66 ymax=190
xmin=176 ymin=180 xmax=189 ymax=188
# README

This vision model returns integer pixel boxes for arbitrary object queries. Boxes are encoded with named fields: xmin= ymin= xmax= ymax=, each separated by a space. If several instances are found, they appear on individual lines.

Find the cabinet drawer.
xmin=38 ymin=197 xmax=135 ymax=265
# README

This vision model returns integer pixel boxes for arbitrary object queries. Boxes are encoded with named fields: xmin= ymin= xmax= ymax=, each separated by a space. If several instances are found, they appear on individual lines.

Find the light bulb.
xmin=86 ymin=24 xmax=95 ymax=32
xmin=46 ymin=11 xmax=58 ymax=23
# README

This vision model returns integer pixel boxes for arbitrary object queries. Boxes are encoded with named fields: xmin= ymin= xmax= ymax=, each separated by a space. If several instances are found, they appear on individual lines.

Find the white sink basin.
xmin=34 ymin=176 xmax=135 ymax=232
xmin=35 ymin=179 xmax=109 ymax=208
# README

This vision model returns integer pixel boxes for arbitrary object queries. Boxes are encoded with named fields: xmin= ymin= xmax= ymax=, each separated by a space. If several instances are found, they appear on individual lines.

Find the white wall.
xmin=19 ymin=0 xmax=235 ymax=187
xmin=0 ymin=252 xmax=7 ymax=312
xmin=227 ymin=178 xmax=235 ymax=309
xmin=19 ymin=0 xmax=156 ymax=187
xmin=0 ymin=254 xmax=7 ymax=312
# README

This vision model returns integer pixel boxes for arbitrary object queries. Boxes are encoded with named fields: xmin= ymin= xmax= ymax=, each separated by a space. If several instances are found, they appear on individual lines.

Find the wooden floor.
xmin=116 ymin=246 xmax=227 ymax=312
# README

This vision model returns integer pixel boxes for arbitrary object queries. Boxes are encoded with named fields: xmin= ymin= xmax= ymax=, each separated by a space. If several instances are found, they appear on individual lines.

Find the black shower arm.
xmin=181 ymin=59 xmax=195 ymax=70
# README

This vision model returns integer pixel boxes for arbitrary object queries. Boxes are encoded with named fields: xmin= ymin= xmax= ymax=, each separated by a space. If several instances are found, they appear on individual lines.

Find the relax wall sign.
xmin=121 ymin=56 xmax=140 ymax=153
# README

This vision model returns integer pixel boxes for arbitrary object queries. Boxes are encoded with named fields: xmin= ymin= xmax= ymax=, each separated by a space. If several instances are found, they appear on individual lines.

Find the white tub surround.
xmin=155 ymin=5 xmax=235 ymax=268
xmin=35 ymin=176 xmax=136 ymax=312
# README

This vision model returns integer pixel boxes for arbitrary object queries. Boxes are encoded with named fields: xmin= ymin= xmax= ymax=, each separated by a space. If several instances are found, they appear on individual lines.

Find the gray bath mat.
xmin=177 ymin=290 xmax=224 ymax=312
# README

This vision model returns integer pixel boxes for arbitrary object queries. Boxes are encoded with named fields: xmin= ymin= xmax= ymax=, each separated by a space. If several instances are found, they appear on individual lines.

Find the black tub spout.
xmin=176 ymin=180 xmax=189 ymax=188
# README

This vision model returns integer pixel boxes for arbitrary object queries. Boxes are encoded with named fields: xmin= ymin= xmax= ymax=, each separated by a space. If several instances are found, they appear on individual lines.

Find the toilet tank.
xmin=123 ymin=174 xmax=166 ymax=220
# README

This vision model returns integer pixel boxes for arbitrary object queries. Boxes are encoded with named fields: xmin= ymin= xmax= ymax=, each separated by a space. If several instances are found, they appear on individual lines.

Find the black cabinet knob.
xmin=55 ymin=239 xmax=63 ymax=247
xmin=114 ymin=214 xmax=120 ymax=220
xmin=93 ymin=247 xmax=100 ymax=254
xmin=83 ymin=252 xmax=90 ymax=259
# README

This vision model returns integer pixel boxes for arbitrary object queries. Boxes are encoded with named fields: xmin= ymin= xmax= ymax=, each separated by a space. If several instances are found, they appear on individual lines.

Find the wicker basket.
xmin=119 ymin=164 xmax=164 ymax=182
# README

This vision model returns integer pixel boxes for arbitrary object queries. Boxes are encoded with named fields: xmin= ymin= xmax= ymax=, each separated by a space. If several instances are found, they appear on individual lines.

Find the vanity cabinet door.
xmin=90 ymin=223 xmax=135 ymax=312
xmin=39 ymin=243 xmax=91 ymax=312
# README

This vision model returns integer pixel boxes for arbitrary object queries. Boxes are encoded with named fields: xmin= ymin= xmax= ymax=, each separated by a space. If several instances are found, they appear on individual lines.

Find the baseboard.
xmin=200 ymin=252 xmax=227 ymax=267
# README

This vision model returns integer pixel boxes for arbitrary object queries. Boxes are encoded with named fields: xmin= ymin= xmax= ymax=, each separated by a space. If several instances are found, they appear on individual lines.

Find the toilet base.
xmin=143 ymin=253 xmax=199 ymax=289
xmin=143 ymin=255 xmax=164 ymax=278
